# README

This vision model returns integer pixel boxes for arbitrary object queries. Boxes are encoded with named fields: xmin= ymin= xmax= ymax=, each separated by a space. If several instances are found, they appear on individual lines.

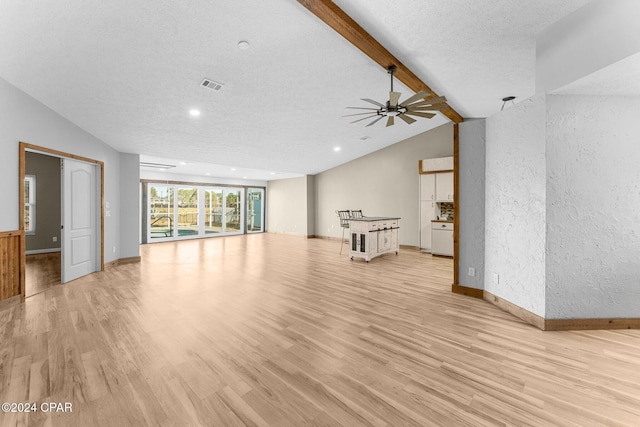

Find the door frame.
xmin=19 ymin=142 xmax=104 ymax=301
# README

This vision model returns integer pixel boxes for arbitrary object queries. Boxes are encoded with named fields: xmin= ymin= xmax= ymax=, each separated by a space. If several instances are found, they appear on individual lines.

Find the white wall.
xmin=536 ymin=0 xmax=640 ymax=93
xmin=306 ymin=175 xmax=316 ymax=236
xmin=458 ymin=119 xmax=485 ymax=289
xmin=314 ymin=123 xmax=453 ymax=246
xmin=266 ymin=176 xmax=310 ymax=236
xmin=0 ymin=77 xmax=133 ymax=263
xmin=485 ymin=94 xmax=547 ymax=317
xmin=119 ymin=153 xmax=140 ymax=258
xmin=545 ymin=94 xmax=640 ymax=319
xmin=140 ymin=170 xmax=267 ymax=187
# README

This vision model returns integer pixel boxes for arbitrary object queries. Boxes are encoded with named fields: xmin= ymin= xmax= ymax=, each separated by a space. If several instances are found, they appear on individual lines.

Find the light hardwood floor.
xmin=2 ymin=233 xmax=640 ymax=426
xmin=25 ymin=252 xmax=62 ymax=297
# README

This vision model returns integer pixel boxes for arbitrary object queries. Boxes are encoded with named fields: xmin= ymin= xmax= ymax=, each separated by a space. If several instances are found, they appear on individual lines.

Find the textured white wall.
xmin=266 ymin=176 xmax=309 ymax=236
xmin=485 ymin=94 xmax=547 ymax=316
xmin=458 ymin=119 xmax=486 ymax=289
xmin=0 ymin=77 xmax=123 ymax=263
xmin=545 ymin=95 xmax=640 ymax=318
xmin=314 ymin=123 xmax=453 ymax=246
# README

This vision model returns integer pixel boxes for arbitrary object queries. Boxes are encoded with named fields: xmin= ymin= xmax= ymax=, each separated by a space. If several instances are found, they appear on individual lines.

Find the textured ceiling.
xmin=0 ymin=0 xmax=591 ymax=177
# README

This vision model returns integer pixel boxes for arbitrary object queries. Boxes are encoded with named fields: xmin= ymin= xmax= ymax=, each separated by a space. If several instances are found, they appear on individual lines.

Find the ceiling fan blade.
xmin=389 ymin=91 xmax=401 ymax=107
xmin=346 ymin=107 xmax=380 ymax=110
xmin=398 ymin=114 xmax=416 ymax=124
xmin=343 ymin=111 xmax=382 ymax=117
xmin=399 ymin=90 xmax=430 ymax=107
xmin=407 ymin=96 xmax=447 ymax=108
xmin=405 ymin=111 xmax=436 ymax=119
xmin=365 ymin=116 xmax=385 ymax=127
xmin=350 ymin=114 xmax=378 ymax=124
xmin=386 ymin=116 xmax=394 ymax=127
xmin=361 ymin=98 xmax=385 ymax=107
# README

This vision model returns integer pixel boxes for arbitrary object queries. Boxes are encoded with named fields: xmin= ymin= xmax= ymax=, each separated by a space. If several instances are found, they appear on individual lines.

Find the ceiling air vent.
xmin=139 ymin=162 xmax=176 ymax=170
xmin=201 ymin=78 xmax=224 ymax=91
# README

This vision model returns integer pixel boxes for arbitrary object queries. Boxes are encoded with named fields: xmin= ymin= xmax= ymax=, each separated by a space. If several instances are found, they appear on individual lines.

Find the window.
xmin=24 ymin=175 xmax=36 ymax=234
xmin=146 ymin=183 xmax=251 ymax=242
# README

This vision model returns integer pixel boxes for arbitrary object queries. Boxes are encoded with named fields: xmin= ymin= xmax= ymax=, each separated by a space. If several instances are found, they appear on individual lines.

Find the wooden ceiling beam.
xmin=297 ymin=0 xmax=463 ymax=124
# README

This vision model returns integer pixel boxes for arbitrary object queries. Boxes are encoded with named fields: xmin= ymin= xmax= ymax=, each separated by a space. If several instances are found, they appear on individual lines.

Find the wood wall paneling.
xmin=0 ymin=230 xmax=23 ymax=301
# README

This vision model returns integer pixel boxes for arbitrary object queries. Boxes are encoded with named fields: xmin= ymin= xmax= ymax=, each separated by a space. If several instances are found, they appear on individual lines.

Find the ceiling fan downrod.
xmin=388 ymin=65 xmax=397 ymax=93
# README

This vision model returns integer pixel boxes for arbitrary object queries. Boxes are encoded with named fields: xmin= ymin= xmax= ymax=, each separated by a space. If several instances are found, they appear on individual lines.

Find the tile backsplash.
xmin=439 ymin=202 xmax=454 ymax=219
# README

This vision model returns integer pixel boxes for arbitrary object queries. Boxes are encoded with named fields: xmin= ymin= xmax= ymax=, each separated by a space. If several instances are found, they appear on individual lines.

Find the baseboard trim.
xmin=544 ymin=318 xmax=640 ymax=331
xmin=400 ymin=244 xmax=419 ymax=251
xmin=483 ymin=291 xmax=545 ymax=330
xmin=451 ymin=284 xmax=484 ymax=299
xmin=0 ymin=295 xmax=21 ymax=312
xmin=105 ymin=256 xmax=141 ymax=269
xmin=26 ymin=248 xmax=61 ymax=255
xmin=266 ymin=231 xmax=315 ymax=239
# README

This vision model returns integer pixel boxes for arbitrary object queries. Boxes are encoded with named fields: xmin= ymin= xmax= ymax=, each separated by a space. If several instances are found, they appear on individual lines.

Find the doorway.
xmin=19 ymin=142 xmax=104 ymax=299
xmin=146 ymin=183 xmax=247 ymax=242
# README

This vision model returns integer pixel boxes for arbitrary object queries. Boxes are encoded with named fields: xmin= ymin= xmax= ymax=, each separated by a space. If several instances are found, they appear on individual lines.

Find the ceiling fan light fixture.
xmin=346 ymin=65 xmax=447 ymax=128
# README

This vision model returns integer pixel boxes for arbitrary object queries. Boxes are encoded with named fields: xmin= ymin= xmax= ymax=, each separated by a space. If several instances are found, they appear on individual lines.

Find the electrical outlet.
xmin=52 ymin=236 xmax=57 ymax=242
xmin=493 ymin=273 xmax=500 ymax=284
xmin=468 ymin=267 xmax=475 ymax=277
xmin=112 ymin=246 xmax=116 ymax=254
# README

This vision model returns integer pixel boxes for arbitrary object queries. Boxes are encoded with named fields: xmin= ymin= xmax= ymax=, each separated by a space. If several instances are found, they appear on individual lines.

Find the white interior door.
xmin=62 ymin=158 xmax=97 ymax=283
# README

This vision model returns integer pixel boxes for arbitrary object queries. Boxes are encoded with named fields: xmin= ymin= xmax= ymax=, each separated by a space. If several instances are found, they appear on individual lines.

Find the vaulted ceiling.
xmin=0 ymin=0 xmax=591 ymax=180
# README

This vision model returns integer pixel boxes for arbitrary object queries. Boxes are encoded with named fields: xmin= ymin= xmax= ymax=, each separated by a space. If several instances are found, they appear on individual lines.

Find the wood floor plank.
xmin=1 ymin=234 xmax=640 ymax=426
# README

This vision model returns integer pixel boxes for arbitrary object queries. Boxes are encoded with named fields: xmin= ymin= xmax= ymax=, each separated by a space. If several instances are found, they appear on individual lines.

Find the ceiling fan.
xmin=345 ymin=65 xmax=448 ymax=127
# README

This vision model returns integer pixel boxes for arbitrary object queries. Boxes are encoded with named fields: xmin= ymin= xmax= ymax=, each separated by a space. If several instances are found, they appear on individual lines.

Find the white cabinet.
xmin=435 ymin=171 xmax=454 ymax=202
xmin=349 ymin=217 xmax=400 ymax=262
xmin=432 ymin=222 xmax=453 ymax=256
xmin=420 ymin=174 xmax=435 ymax=201
xmin=420 ymin=200 xmax=435 ymax=250
xmin=419 ymin=156 xmax=454 ymax=252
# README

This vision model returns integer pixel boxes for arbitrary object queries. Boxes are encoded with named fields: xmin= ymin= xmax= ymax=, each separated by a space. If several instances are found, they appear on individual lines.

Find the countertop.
xmin=349 ymin=217 xmax=400 ymax=221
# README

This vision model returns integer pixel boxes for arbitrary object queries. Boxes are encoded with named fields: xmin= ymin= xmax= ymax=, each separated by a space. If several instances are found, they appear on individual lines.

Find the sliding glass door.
xmin=247 ymin=188 xmax=264 ymax=233
xmin=204 ymin=189 xmax=223 ymax=234
xmin=149 ymin=185 xmax=174 ymax=240
xmin=177 ymin=187 xmax=198 ymax=237
xmin=147 ymin=184 xmax=248 ymax=242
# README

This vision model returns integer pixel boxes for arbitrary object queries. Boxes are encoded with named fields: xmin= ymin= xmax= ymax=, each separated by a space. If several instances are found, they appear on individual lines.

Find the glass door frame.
xmin=247 ymin=187 xmax=265 ymax=233
xmin=144 ymin=181 xmax=259 ymax=243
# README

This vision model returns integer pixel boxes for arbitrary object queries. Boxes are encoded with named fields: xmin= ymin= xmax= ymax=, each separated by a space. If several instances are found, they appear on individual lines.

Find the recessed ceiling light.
xmin=243 ymin=176 xmax=248 ymax=179
xmin=205 ymin=172 xmax=211 ymax=176
xmin=179 ymin=162 xmax=187 ymax=165
xmin=238 ymin=41 xmax=250 ymax=50
xmin=230 ymin=168 xmax=236 ymax=171
xmin=189 ymin=109 xmax=201 ymax=117
xmin=360 ymin=136 xmax=371 ymax=141
xmin=334 ymin=147 xmax=341 ymax=152
xmin=270 ymin=172 xmax=276 ymax=175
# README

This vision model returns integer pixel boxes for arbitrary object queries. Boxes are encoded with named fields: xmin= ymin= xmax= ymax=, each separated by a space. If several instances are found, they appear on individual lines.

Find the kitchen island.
xmin=348 ymin=217 xmax=400 ymax=262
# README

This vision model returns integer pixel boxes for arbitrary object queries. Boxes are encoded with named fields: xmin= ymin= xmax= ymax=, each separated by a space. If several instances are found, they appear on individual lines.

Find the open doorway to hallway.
xmin=24 ymin=151 xmax=62 ymax=297
xmin=20 ymin=143 xmax=104 ymax=299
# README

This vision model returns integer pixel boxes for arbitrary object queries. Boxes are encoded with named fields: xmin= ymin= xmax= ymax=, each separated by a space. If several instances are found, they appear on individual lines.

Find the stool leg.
xmin=339 ymin=226 xmax=345 ymax=255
